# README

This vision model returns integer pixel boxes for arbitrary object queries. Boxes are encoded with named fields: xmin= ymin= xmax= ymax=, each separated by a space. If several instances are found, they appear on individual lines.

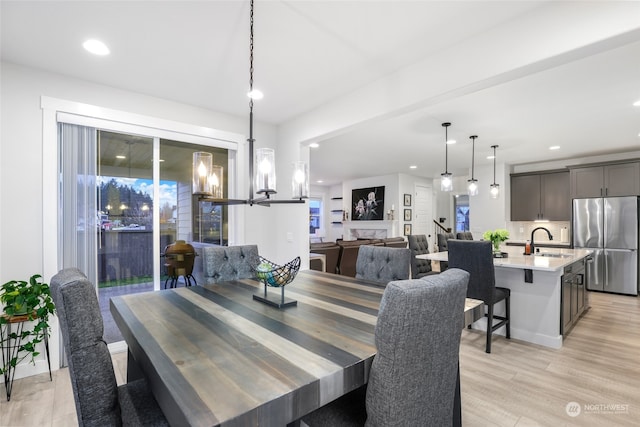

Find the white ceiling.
xmin=2 ymin=1 xmax=640 ymax=187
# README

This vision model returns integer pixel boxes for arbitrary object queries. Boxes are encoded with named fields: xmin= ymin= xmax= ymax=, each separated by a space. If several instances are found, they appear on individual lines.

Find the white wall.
xmin=0 ymin=62 xmax=290 ymax=377
xmin=469 ymin=162 xmax=509 ymax=237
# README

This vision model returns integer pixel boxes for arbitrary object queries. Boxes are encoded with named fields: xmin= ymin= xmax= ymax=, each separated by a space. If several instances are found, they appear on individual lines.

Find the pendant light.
xmin=440 ymin=122 xmax=453 ymax=192
xmin=467 ymin=135 xmax=478 ymax=196
xmin=490 ymin=144 xmax=500 ymax=199
xmin=193 ymin=0 xmax=306 ymax=206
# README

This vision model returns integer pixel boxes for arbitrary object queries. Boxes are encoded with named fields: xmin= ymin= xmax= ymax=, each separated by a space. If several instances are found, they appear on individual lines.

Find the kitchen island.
xmin=419 ymin=247 xmax=592 ymax=349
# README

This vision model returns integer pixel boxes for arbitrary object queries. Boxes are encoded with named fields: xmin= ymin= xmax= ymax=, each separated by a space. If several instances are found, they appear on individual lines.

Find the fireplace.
xmin=342 ymin=220 xmax=398 ymax=241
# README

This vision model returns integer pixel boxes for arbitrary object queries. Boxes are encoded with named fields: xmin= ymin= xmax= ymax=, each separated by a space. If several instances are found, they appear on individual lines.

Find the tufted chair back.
xmin=436 ymin=232 xmax=456 ymax=252
xmin=437 ymin=232 xmax=456 ymax=271
xmin=408 ymin=234 xmax=437 ymax=279
xmin=202 ymin=245 xmax=260 ymax=283
xmin=355 ymin=245 xmax=411 ymax=285
xmin=456 ymin=231 xmax=474 ymax=240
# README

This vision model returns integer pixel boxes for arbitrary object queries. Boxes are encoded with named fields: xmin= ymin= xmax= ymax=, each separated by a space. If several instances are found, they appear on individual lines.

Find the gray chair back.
xmin=50 ymin=268 xmax=122 ymax=426
xmin=407 ymin=234 xmax=435 ymax=279
xmin=355 ymin=245 xmax=411 ymax=284
xmin=447 ymin=240 xmax=495 ymax=304
xmin=202 ymin=245 xmax=260 ymax=282
xmin=437 ymin=232 xmax=456 ymax=252
xmin=365 ymin=269 xmax=469 ymax=426
xmin=456 ymin=231 xmax=474 ymax=240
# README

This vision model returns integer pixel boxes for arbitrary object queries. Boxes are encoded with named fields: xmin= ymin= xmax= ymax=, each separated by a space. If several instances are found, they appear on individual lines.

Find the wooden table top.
xmin=110 ymin=270 xmax=482 ymax=427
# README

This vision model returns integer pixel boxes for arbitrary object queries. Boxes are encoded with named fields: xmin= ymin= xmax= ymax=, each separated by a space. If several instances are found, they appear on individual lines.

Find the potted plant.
xmin=483 ymin=229 xmax=510 ymax=256
xmin=0 ymin=274 xmax=56 ymax=375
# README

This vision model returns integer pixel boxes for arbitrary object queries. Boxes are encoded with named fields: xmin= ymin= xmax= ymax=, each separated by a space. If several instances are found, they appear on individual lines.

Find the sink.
xmin=535 ymin=253 xmax=572 ymax=258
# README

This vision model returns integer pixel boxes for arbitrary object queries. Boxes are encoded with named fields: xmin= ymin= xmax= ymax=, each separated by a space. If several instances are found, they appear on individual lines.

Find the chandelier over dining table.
xmin=192 ymin=0 xmax=308 ymax=206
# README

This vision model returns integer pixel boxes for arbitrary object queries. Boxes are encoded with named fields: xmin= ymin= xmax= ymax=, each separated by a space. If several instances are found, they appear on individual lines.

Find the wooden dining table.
xmin=110 ymin=270 xmax=483 ymax=427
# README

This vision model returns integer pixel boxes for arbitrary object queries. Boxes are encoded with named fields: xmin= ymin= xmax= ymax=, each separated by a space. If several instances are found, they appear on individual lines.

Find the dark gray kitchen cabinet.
xmin=570 ymin=162 xmax=640 ymax=198
xmin=511 ymin=171 xmax=570 ymax=221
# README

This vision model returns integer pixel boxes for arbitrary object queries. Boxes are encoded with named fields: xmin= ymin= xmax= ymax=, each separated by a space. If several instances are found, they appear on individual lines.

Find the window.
xmin=454 ymin=195 xmax=470 ymax=232
xmin=309 ymin=198 xmax=322 ymax=236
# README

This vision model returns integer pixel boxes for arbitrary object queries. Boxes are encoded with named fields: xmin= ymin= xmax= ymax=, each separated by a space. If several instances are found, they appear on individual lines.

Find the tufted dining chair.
xmin=456 ymin=231 xmax=474 ymax=240
xmin=407 ymin=234 xmax=438 ymax=279
xmin=355 ymin=245 xmax=411 ymax=285
xmin=301 ymin=268 xmax=470 ymax=426
xmin=50 ymin=268 xmax=168 ymax=426
xmin=437 ymin=232 xmax=456 ymax=271
xmin=202 ymin=245 xmax=260 ymax=283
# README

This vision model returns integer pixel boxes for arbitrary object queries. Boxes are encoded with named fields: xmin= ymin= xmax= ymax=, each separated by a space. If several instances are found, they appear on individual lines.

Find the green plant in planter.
xmin=483 ymin=229 xmax=510 ymax=253
xmin=0 ymin=274 xmax=56 ymax=375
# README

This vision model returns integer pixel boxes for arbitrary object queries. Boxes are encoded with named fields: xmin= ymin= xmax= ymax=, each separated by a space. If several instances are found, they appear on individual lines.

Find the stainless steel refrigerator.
xmin=573 ymin=197 xmax=639 ymax=296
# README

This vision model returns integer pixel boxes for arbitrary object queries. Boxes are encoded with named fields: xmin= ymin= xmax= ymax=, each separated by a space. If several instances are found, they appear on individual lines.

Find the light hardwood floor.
xmin=1 ymin=291 xmax=638 ymax=426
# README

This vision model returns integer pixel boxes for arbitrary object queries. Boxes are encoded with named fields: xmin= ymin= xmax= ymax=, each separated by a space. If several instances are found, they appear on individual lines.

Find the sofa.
xmin=309 ymin=242 xmax=341 ymax=274
xmin=382 ymin=237 xmax=408 ymax=248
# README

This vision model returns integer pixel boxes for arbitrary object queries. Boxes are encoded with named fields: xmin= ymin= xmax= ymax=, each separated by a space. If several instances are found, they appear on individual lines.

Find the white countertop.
xmin=418 ymin=246 xmax=592 ymax=272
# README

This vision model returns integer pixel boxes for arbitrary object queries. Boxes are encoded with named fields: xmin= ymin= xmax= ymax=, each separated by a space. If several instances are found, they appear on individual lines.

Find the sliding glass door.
xmin=60 ymin=126 xmax=229 ymax=344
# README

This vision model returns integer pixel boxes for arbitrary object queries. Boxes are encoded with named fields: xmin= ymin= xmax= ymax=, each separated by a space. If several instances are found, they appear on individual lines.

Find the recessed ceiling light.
xmin=316 ymin=180 xmax=323 ymax=183
xmin=247 ymin=89 xmax=263 ymax=100
xmin=549 ymin=146 xmax=560 ymax=150
xmin=83 ymin=39 xmax=110 ymax=56
xmin=633 ymin=100 xmax=640 ymax=106
xmin=309 ymin=143 xmax=319 ymax=148
xmin=116 ymin=155 xmax=126 ymax=159
xmin=446 ymin=139 xmax=456 ymax=145
xmin=409 ymin=165 xmax=417 ymax=169
xmin=486 ymin=155 xmax=495 ymax=160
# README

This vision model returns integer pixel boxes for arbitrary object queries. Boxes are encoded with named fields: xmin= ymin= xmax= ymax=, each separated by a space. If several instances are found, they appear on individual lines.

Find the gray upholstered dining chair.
xmin=447 ymin=240 xmax=511 ymax=353
xmin=407 ymin=234 xmax=438 ymax=279
xmin=456 ymin=231 xmax=473 ymax=240
xmin=354 ymin=245 xmax=411 ymax=285
xmin=202 ymin=244 xmax=260 ymax=283
xmin=437 ymin=232 xmax=456 ymax=271
xmin=50 ymin=268 xmax=168 ymax=426
xmin=301 ymin=268 xmax=470 ymax=426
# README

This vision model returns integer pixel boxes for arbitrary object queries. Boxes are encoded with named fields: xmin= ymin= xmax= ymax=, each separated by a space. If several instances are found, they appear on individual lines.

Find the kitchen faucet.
xmin=530 ymin=227 xmax=553 ymax=254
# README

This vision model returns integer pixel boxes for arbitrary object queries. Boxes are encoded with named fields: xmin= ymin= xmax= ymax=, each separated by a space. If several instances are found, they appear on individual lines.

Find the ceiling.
xmin=2 ymin=1 xmax=640 ymax=187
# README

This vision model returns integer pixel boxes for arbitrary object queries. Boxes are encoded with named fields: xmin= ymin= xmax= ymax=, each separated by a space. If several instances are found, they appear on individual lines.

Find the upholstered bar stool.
xmin=447 ymin=240 xmax=511 ymax=353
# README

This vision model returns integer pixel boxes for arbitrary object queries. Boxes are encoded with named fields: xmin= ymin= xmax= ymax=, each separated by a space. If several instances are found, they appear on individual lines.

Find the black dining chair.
xmin=447 ymin=240 xmax=511 ymax=353
xmin=50 ymin=268 xmax=168 ymax=426
xmin=301 ymin=268 xmax=470 ymax=426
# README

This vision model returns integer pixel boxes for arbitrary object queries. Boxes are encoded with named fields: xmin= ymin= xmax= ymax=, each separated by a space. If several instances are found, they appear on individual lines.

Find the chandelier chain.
xmin=249 ymin=0 xmax=255 ymax=112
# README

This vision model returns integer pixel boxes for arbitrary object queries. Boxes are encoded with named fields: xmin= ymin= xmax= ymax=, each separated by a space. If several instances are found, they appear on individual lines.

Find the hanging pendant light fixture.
xmin=193 ymin=0 xmax=307 ymax=206
xmin=467 ymin=135 xmax=478 ymax=196
xmin=440 ymin=122 xmax=453 ymax=192
xmin=490 ymin=144 xmax=500 ymax=199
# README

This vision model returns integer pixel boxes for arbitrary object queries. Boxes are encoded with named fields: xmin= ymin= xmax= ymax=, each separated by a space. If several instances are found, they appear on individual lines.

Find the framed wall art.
xmin=404 ymin=209 xmax=412 ymax=221
xmin=404 ymin=193 xmax=412 ymax=206
xmin=351 ymin=186 xmax=385 ymax=221
xmin=404 ymin=223 xmax=412 ymax=236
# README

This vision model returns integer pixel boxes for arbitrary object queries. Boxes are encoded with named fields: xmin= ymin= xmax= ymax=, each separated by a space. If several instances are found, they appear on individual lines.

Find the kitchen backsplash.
xmin=507 ymin=221 xmax=571 ymax=244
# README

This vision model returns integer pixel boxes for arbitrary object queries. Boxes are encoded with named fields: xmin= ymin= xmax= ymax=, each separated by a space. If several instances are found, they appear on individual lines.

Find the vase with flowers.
xmin=483 ymin=229 xmax=510 ymax=257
